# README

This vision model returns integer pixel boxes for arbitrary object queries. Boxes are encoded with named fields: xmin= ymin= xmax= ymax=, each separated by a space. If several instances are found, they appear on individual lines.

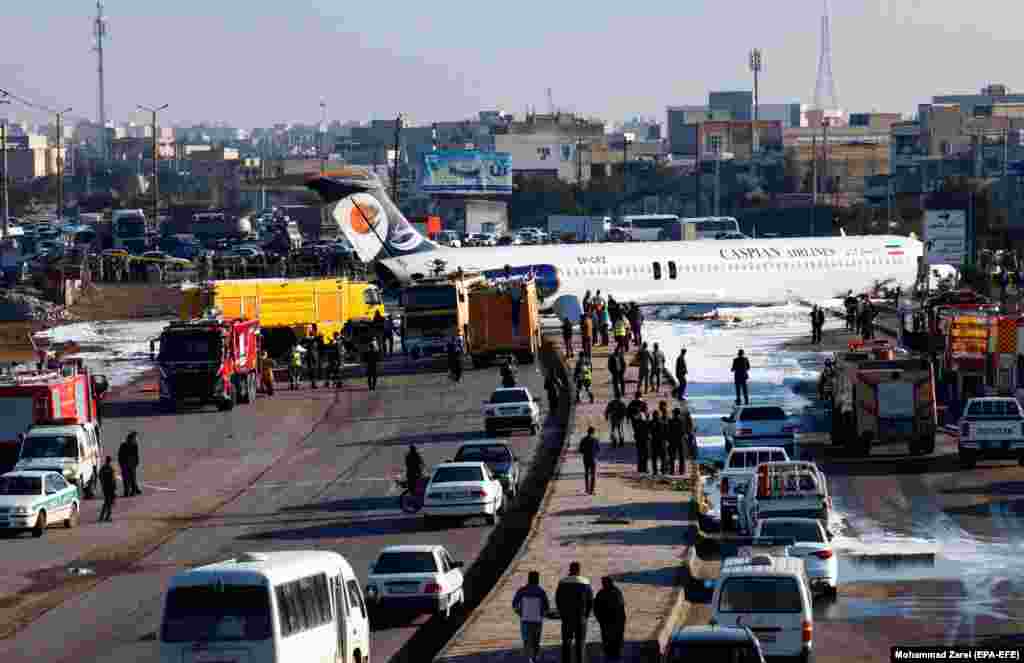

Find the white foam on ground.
xmin=37 ymin=319 xmax=168 ymax=387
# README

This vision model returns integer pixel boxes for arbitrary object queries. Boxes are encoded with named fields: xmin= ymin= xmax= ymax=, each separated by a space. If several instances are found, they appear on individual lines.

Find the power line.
xmin=0 ymin=88 xmax=89 ymax=124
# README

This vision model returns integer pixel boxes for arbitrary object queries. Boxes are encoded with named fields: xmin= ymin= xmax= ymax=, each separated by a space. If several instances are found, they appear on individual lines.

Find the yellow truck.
xmin=400 ymin=273 xmax=481 ymax=360
xmin=181 ymin=277 xmax=385 ymax=357
xmin=468 ymin=277 xmax=541 ymax=366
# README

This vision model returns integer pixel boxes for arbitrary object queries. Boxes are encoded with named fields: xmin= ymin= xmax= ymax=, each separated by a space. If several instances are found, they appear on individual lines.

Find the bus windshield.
xmin=161 ymin=584 xmax=273 ymax=642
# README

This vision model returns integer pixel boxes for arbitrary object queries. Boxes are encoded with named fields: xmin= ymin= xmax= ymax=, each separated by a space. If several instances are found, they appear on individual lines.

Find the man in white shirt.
xmin=512 ymin=570 xmax=551 ymax=663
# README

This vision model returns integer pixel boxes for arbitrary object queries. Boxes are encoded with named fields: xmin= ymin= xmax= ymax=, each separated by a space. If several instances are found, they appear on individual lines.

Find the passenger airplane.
xmin=306 ymin=171 xmax=922 ymax=310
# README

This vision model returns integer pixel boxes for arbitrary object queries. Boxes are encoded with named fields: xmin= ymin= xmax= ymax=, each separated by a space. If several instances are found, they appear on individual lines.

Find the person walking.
xmin=513 ymin=570 xmax=551 ymax=663
xmin=667 ymin=409 xmax=686 ymax=475
xmin=600 ymin=304 xmax=611 ymax=347
xmin=594 ymin=576 xmax=627 ymax=662
xmin=613 ymin=317 xmax=628 ymax=353
xmin=578 ymin=426 xmax=600 ymax=495
xmin=117 ymin=432 xmax=141 ymax=497
xmin=365 ymin=339 xmax=381 ymax=391
xmin=447 ymin=338 xmax=464 ymax=383
xmin=555 ymin=562 xmax=594 ymax=663
xmin=815 ymin=306 xmax=826 ymax=344
xmin=651 ymin=342 xmax=666 ymax=394
xmin=304 ymin=333 xmax=320 ymax=390
xmin=605 ymin=397 xmax=627 ymax=448
xmin=648 ymin=411 xmax=665 ymax=474
xmin=580 ymin=314 xmax=593 ymax=359
xmin=810 ymin=306 xmax=820 ymax=344
xmin=627 ymin=391 xmax=647 ymax=441
xmin=732 ymin=349 xmax=751 ymax=406
xmin=259 ymin=351 xmax=276 ymax=396
xmin=636 ymin=343 xmax=652 ymax=394
xmin=574 ymin=358 xmax=594 ymax=404
xmin=289 ymin=344 xmax=303 ymax=390
xmin=634 ymin=412 xmax=650 ymax=473
xmin=675 ymin=349 xmax=688 ymax=399
xmin=98 ymin=456 xmax=116 ymax=522
xmin=844 ymin=290 xmax=857 ymax=331
xmin=562 ymin=317 xmax=575 ymax=357
xmin=545 ymin=371 xmax=560 ymax=411
xmin=608 ymin=348 xmax=626 ymax=399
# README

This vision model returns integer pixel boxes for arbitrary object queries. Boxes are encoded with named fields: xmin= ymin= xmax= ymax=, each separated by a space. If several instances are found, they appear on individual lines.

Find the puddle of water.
xmin=838 ymin=553 xmax=962 ymax=583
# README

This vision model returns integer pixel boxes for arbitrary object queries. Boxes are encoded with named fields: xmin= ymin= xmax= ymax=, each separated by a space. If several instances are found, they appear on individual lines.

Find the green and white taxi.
xmin=0 ymin=471 xmax=81 ymax=537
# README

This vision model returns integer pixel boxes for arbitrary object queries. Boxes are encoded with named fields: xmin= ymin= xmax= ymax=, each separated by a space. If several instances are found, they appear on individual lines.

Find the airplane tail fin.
xmin=306 ymin=168 xmax=437 ymax=263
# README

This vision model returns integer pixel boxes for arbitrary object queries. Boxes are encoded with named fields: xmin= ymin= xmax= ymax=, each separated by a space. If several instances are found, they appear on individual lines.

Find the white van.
xmin=436 ymin=230 xmax=462 ymax=248
xmin=15 ymin=423 xmax=102 ymax=498
xmin=710 ymin=554 xmax=814 ymax=662
xmin=160 ymin=550 xmax=371 ymax=663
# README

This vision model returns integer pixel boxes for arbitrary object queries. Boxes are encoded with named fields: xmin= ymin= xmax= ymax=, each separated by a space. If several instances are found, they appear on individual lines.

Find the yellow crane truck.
xmin=468 ymin=277 xmax=541 ymax=366
xmin=181 ymin=277 xmax=385 ymax=357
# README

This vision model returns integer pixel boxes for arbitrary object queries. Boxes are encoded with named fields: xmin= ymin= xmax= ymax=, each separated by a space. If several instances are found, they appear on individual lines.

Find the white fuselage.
xmin=381 ymin=235 xmax=921 ymax=305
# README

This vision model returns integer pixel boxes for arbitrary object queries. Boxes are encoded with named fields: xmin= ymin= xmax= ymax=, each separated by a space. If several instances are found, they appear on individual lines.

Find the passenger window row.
xmin=562 ymin=255 xmax=907 ymax=280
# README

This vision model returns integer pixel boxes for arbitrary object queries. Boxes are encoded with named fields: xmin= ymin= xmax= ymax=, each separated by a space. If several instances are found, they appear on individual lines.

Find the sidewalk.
xmin=435 ymin=341 xmax=699 ymax=662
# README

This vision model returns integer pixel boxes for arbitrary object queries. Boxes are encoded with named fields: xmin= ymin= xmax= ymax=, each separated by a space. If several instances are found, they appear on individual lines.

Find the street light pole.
xmin=392 ymin=113 xmax=403 ymax=203
xmin=138 ymin=103 xmax=168 ymax=230
xmin=55 ymin=107 xmax=72 ymax=222
xmin=1 ymin=94 xmax=9 ymax=239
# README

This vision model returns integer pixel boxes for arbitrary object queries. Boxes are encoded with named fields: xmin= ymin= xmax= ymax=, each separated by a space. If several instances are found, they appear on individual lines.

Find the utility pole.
xmin=319 ymin=98 xmax=327 ymax=175
xmin=55 ymin=107 xmax=72 ymax=222
xmin=392 ymin=113 xmax=403 ymax=203
xmin=138 ymin=103 xmax=168 ymax=230
xmin=750 ymin=49 xmax=762 ymax=152
xmin=0 ymin=94 xmax=9 ymax=239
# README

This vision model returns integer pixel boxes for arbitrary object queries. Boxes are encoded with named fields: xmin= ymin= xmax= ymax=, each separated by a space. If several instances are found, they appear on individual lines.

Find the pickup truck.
xmin=720 ymin=405 xmax=799 ymax=455
xmin=957 ymin=397 xmax=1024 ymax=469
xmin=718 ymin=446 xmax=790 ymax=531
xmin=736 ymin=461 xmax=832 ymax=536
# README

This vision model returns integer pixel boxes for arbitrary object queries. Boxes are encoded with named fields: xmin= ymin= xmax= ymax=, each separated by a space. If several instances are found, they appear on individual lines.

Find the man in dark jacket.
xmin=675 ymin=349 xmax=688 ymax=399
xmin=667 ymin=409 xmax=686 ymax=475
xmin=608 ymin=348 xmax=626 ymax=399
xmin=626 ymin=391 xmax=647 ymax=441
xmin=98 ymin=456 xmax=116 ymax=522
xmin=117 ymin=432 xmax=140 ymax=497
xmin=579 ymin=427 xmax=600 ymax=495
xmin=512 ymin=570 xmax=551 ymax=663
xmin=648 ymin=411 xmax=665 ymax=474
xmin=731 ymin=349 xmax=751 ymax=405
xmin=604 ymin=397 xmax=627 ymax=448
xmin=636 ymin=343 xmax=652 ymax=394
xmin=555 ymin=561 xmax=593 ymax=663
xmin=304 ymin=333 xmax=320 ymax=390
xmin=365 ymin=339 xmax=381 ymax=391
xmin=562 ymin=317 xmax=574 ymax=358
xmin=594 ymin=576 xmax=627 ymax=662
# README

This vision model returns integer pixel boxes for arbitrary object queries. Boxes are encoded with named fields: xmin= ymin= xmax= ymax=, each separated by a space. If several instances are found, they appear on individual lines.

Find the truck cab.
xmin=957 ymin=397 xmax=1024 ymax=469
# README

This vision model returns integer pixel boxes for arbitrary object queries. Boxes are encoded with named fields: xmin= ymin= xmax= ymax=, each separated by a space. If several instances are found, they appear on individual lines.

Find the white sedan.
xmin=0 ymin=471 xmax=81 ymax=537
xmin=364 ymin=544 xmax=465 ymax=619
xmin=483 ymin=387 xmax=541 ymax=436
xmin=755 ymin=517 xmax=838 ymax=598
xmin=422 ymin=462 xmax=504 ymax=525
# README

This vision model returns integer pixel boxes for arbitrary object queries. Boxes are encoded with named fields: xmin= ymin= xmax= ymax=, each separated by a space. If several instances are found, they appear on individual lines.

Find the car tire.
xmin=32 ymin=511 xmax=46 ymax=538
xmin=959 ymin=451 xmax=977 ymax=470
xmin=64 ymin=503 xmax=78 ymax=529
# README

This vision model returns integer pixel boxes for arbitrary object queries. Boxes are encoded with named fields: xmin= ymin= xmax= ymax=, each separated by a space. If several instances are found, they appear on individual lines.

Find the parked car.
xmin=957 ymin=396 xmax=1024 ymax=469
xmin=754 ymin=517 xmax=838 ymax=598
xmin=666 ymin=625 xmax=767 ymax=663
xmin=0 ymin=470 xmax=80 ymax=536
xmin=483 ymin=387 xmax=541 ymax=435
xmin=364 ymin=544 xmax=465 ymax=619
xmin=452 ymin=442 xmax=521 ymax=498
xmin=436 ymin=231 xmax=462 ymax=248
xmin=496 ymin=235 xmax=523 ymax=246
xmin=721 ymin=405 xmax=799 ymax=455
xmin=421 ymin=462 xmax=504 ymax=525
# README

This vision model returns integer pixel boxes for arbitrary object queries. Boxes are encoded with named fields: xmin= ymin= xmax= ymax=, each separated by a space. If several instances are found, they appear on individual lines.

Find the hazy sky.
xmin=2 ymin=1 xmax=1021 ymax=129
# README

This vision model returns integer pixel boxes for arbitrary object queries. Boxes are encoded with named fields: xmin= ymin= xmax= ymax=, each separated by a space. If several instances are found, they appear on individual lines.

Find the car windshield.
xmin=20 ymin=435 xmax=77 ymax=459
xmin=490 ymin=390 xmax=529 ymax=404
xmin=161 ymin=584 xmax=272 ymax=643
xmin=718 ymin=577 xmax=802 ymax=613
xmin=966 ymin=400 xmax=1022 ymax=418
xmin=455 ymin=446 xmax=512 ymax=463
xmin=758 ymin=520 xmax=825 ymax=543
xmin=668 ymin=643 xmax=761 ymax=663
xmin=0 ymin=476 xmax=42 ymax=495
xmin=159 ymin=332 xmax=222 ymax=362
xmin=432 ymin=466 xmax=484 ymax=483
xmin=374 ymin=551 xmax=438 ymax=574
xmin=738 ymin=407 xmax=788 ymax=421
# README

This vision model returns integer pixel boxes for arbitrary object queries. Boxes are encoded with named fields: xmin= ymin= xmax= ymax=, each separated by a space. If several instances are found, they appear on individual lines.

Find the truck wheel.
xmin=32 ymin=511 xmax=46 ymax=538
xmin=959 ymin=450 xmax=977 ymax=470
xmin=237 ymin=375 xmax=249 ymax=404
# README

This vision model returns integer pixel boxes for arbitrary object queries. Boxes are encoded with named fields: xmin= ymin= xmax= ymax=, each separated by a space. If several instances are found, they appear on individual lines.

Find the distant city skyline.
xmin=2 ymin=1 xmax=1022 ymax=129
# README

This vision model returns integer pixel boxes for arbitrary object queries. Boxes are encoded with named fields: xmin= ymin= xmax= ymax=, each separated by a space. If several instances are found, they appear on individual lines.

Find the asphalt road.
xmin=685 ymin=433 xmax=1024 ymax=661
xmin=0 ymin=356 xmax=554 ymax=663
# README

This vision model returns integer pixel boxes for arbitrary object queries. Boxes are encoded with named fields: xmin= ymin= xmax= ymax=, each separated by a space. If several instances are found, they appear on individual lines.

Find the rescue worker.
xmin=605 ymin=397 xmax=627 ymax=448
xmin=613 ymin=317 xmax=628 ymax=353
xmin=574 ymin=357 xmax=594 ymax=404
xmin=447 ymin=338 xmax=464 ymax=383
xmin=260 ymin=351 xmax=276 ymax=396
xmin=289 ymin=344 xmax=303 ymax=390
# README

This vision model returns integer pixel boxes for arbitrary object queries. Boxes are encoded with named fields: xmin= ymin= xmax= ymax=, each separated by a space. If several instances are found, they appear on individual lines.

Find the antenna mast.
xmin=93 ymin=1 xmax=109 ymax=161
xmin=546 ymin=88 xmax=554 ymax=114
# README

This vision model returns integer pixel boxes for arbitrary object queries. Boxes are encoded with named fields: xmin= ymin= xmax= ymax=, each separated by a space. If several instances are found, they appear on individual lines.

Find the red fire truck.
xmin=0 ymin=359 xmax=109 ymax=480
xmin=150 ymin=314 xmax=260 ymax=412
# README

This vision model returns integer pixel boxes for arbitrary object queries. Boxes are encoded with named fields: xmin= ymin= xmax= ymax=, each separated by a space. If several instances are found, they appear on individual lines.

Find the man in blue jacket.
xmin=512 ymin=570 xmax=551 ymax=663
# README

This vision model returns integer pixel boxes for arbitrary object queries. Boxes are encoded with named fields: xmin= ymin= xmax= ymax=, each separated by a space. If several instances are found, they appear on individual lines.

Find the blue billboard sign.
xmin=421 ymin=150 xmax=513 ymax=194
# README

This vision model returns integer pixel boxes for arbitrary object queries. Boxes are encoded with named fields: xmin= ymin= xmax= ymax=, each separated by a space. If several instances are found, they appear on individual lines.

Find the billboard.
xmin=924 ymin=209 xmax=966 ymax=266
xmin=421 ymin=150 xmax=512 ymax=194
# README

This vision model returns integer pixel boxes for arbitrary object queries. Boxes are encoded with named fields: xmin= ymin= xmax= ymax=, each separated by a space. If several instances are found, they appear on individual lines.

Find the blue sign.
xmin=421 ymin=150 xmax=513 ymax=194
xmin=482 ymin=264 xmax=560 ymax=299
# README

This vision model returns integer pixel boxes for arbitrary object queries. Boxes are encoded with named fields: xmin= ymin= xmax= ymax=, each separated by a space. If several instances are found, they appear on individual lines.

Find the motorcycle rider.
xmin=405 ymin=444 xmax=425 ymax=496
xmin=500 ymin=355 xmax=518 ymax=388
